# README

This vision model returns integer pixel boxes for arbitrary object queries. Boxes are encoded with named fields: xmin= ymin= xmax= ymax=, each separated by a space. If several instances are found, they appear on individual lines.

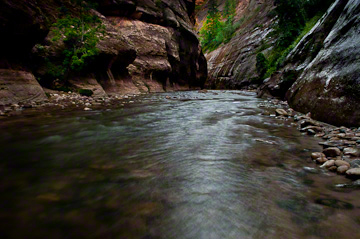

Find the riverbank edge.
xmin=267 ymin=98 xmax=360 ymax=180
xmin=2 ymin=89 xmax=359 ymax=180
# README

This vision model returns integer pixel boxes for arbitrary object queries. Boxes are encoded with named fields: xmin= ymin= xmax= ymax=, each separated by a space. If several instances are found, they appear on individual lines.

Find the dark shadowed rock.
xmin=286 ymin=0 xmax=360 ymax=127
xmin=323 ymin=147 xmax=341 ymax=157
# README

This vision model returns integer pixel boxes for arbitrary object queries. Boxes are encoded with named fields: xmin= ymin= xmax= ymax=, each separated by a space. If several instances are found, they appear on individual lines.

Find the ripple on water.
xmin=0 ymin=91 xmax=360 ymax=239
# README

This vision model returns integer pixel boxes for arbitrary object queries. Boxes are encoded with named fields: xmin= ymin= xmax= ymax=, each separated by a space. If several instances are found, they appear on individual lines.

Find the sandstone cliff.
xmin=0 ymin=0 xmax=207 ymax=105
xmin=196 ymin=0 xmax=275 ymax=89
xmin=197 ymin=0 xmax=359 ymax=127
xmin=259 ymin=0 xmax=360 ymax=127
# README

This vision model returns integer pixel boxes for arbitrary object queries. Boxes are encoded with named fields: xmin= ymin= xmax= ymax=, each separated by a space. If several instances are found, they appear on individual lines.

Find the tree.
xmin=274 ymin=0 xmax=306 ymax=49
xmin=50 ymin=0 xmax=104 ymax=78
xmin=199 ymin=0 xmax=221 ymax=50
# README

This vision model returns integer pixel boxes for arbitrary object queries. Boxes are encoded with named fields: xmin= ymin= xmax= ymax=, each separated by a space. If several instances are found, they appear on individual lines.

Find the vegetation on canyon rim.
xmin=257 ymin=0 xmax=335 ymax=81
xmin=199 ymin=0 xmax=239 ymax=52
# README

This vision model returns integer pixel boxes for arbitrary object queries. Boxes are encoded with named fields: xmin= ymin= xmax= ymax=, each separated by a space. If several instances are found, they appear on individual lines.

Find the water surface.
xmin=1 ymin=91 xmax=359 ymax=239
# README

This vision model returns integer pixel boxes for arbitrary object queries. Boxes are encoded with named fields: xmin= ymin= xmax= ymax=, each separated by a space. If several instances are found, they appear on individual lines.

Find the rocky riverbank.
xmin=265 ymin=98 xmax=360 ymax=179
xmin=0 ymin=89 xmax=144 ymax=118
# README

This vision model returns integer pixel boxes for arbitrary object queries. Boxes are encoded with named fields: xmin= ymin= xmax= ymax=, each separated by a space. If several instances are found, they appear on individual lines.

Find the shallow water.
xmin=0 ymin=91 xmax=359 ymax=239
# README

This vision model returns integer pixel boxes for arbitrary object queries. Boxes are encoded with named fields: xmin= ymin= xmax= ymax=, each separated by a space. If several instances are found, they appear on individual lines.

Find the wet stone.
xmin=335 ymin=160 xmax=350 ymax=168
xmin=320 ymin=160 xmax=335 ymax=168
xmin=323 ymin=147 xmax=341 ymax=157
xmin=328 ymin=166 xmax=337 ymax=172
xmin=275 ymin=108 xmax=288 ymax=116
xmin=319 ymin=141 xmax=344 ymax=149
xmin=343 ymin=147 xmax=360 ymax=157
xmin=346 ymin=168 xmax=360 ymax=177
xmin=311 ymin=152 xmax=325 ymax=160
xmin=350 ymin=159 xmax=360 ymax=168
xmin=303 ymin=167 xmax=318 ymax=174
xmin=316 ymin=156 xmax=328 ymax=164
xmin=307 ymin=129 xmax=316 ymax=135
xmin=337 ymin=165 xmax=349 ymax=174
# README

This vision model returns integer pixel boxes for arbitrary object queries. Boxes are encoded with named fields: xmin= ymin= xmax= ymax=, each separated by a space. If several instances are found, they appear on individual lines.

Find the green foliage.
xmin=199 ymin=0 xmax=239 ymax=52
xmin=274 ymin=0 xmax=306 ymax=49
xmin=256 ymin=53 xmax=268 ymax=80
xmin=45 ymin=0 xmax=104 ymax=83
xmin=263 ymin=13 xmax=324 ymax=78
xmin=78 ymin=89 xmax=94 ymax=96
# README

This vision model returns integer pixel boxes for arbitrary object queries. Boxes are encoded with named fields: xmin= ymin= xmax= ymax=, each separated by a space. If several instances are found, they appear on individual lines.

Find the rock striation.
xmin=196 ymin=0 xmax=275 ymax=89
xmin=0 ymin=0 xmax=207 ymax=105
xmin=259 ymin=0 xmax=360 ymax=127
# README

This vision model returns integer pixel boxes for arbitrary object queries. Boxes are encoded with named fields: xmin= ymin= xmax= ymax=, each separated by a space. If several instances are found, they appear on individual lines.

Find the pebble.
xmin=84 ymin=107 xmax=92 ymax=111
xmin=320 ymin=160 xmax=335 ymax=168
xmin=343 ymin=147 xmax=360 ymax=157
xmin=311 ymin=152 xmax=325 ymax=160
xmin=346 ymin=168 xmax=360 ymax=177
xmin=337 ymin=165 xmax=349 ymax=174
xmin=350 ymin=159 xmax=360 ymax=168
xmin=275 ymin=108 xmax=288 ymax=116
xmin=307 ymin=129 xmax=316 ymax=135
xmin=316 ymin=157 xmax=328 ymax=164
xmin=334 ymin=160 xmax=350 ymax=168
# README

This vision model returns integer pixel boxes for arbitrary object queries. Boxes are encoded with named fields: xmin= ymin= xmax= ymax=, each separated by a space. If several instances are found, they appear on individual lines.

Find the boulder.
xmin=323 ymin=147 xmax=341 ymax=157
xmin=0 ymin=69 xmax=47 ymax=105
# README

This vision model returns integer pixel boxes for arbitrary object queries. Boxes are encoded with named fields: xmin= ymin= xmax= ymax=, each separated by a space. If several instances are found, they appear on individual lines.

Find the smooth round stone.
xmin=320 ymin=160 xmax=335 ymax=168
xmin=346 ymin=168 xmax=360 ymax=177
xmin=323 ymin=147 xmax=341 ymax=157
xmin=335 ymin=160 xmax=350 ymax=168
xmin=337 ymin=165 xmax=349 ymax=174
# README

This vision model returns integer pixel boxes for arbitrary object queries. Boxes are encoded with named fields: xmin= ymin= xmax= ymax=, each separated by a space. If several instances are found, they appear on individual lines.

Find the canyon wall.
xmin=259 ymin=0 xmax=360 ymax=127
xmin=196 ymin=0 xmax=275 ymax=89
xmin=0 ymin=0 xmax=207 ymax=104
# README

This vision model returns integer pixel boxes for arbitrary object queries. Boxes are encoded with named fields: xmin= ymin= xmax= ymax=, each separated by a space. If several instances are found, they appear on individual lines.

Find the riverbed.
xmin=0 ymin=91 xmax=359 ymax=239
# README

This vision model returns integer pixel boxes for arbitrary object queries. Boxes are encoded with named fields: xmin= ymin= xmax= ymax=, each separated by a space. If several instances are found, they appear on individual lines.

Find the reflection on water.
xmin=0 ymin=91 xmax=360 ymax=239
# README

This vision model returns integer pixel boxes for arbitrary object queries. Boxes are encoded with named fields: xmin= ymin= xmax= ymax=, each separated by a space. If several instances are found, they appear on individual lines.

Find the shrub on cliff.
xmin=39 ymin=0 xmax=104 ymax=85
xmin=199 ymin=0 xmax=238 ymax=52
xmin=274 ymin=0 xmax=306 ymax=49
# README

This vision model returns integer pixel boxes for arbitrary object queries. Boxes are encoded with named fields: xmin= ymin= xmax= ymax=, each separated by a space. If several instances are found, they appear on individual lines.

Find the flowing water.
xmin=0 ymin=91 xmax=359 ymax=239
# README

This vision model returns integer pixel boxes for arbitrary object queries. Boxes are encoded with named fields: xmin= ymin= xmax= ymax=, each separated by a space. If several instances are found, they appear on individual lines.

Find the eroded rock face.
xmin=259 ymin=0 xmax=360 ymax=127
xmin=0 ymin=0 xmax=206 ymax=103
xmin=0 ymin=70 xmax=47 ymax=105
xmin=286 ymin=0 xmax=360 ymax=127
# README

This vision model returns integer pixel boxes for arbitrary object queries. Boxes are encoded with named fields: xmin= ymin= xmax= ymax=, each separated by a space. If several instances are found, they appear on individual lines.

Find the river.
xmin=0 ymin=91 xmax=359 ymax=239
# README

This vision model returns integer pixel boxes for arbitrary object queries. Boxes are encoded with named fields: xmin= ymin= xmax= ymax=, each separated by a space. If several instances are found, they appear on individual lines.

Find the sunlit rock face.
xmin=196 ymin=0 xmax=276 ymax=89
xmin=285 ymin=0 xmax=360 ymax=127
xmin=0 ymin=70 xmax=47 ymax=105
xmin=96 ymin=0 xmax=207 ymax=94
xmin=0 ymin=0 xmax=207 ymax=102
